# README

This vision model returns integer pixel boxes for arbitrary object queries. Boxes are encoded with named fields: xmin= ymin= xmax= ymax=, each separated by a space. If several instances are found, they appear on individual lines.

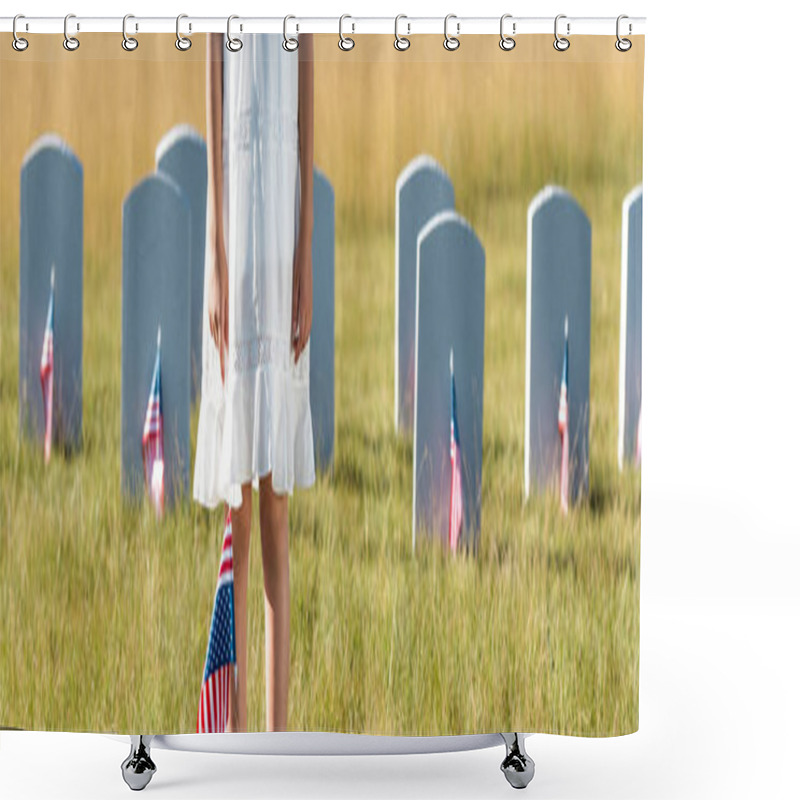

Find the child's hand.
xmin=291 ymin=238 xmax=313 ymax=364
xmin=209 ymin=236 xmax=229 ymax=381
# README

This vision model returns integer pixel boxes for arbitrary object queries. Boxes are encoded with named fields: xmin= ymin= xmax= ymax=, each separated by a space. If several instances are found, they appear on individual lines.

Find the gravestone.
xmin=310 ymin=167 xmax=335 ymax=472
xmin=18 ymin=134 xmax=83 ymax=451
xmin=618 ymin=185 xmax=643 ymax=468
xmin=413 ymin=210 xmax=485 ymax=551
xmin=524 ymin=186 xmax=591 ymax=503
xmin=121 ymin=172 xmax=191 ymax=506
xmin=395 ymin=155 xmax=455 ymax=433
xmin=155 ymin=124 xmax=208 ymax=403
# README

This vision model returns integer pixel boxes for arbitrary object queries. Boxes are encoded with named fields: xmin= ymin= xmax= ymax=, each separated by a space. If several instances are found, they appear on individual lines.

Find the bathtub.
xmin=114 ymin=731 xmax=535 ymax=791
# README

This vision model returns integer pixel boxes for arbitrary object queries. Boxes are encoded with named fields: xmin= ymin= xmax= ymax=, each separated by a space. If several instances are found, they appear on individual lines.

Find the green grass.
xmin=0 ymin=34 xmax=642 ymax=736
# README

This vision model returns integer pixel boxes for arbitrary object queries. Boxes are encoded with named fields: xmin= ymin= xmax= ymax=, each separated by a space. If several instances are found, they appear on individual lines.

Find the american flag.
xmin=40 ymin=266 xmax=55 ymax=464
xmin=558 ymin=317 xmax=569 ymax=514
xmin=448 ymin=349 xmax=463 ymax=552
xmin=197 ymin=508 xmax=237 ymax=733
xmin=142 ymin=327 xmax=164 ymax=517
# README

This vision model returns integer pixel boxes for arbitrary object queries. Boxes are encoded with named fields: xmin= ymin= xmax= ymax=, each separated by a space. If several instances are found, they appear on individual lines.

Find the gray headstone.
xmin=155 ymin=125 xmax=208 ymax=403
xmin=395 ymin=155 xmax=455 ymax=433
xmin=413 ymin=211 xmax=485 ymax=551
xmin=524 ymin=186 xmax=591 ymax=503
xmin=618 ymin=185 xmax=643 ymax=468
xmin=310 ymin=167 xmax=335 ymax=473
xmin=18 ymin=134 xmax=83 ymax=451
xmin=121 ymin=173 xmax=191 ymax=505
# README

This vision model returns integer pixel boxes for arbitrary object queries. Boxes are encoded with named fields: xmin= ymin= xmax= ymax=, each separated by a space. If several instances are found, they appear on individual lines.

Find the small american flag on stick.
xmin=197 ymin=508 xmax=237 ymax=733
xmin=558 ymin=316 xmax=569 ymax=514
xmin=142 ymin=326 xmax=164 ymax=517
xmin=449 ymin=348 xmax=463 ymax=552
xmin=40 ymin=266 xmax=55 ymax=464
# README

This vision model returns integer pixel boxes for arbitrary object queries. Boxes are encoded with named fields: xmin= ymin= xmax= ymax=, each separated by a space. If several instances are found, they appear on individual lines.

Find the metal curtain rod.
xmin=0 ymin=16 xmax=646 ymax=36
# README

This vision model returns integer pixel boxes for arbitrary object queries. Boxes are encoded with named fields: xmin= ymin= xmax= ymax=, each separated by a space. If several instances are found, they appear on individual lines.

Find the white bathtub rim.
xmin=106 ymin=731 xmax=523 ymax=756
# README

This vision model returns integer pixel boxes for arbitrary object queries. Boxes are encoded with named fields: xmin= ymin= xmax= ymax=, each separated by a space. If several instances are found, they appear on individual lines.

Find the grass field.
xmin=0 ymin=34 xmax=643 ymax=736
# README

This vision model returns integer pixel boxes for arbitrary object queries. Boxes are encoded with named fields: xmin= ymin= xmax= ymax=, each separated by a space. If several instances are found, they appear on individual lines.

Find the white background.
xmin=2 ymin=0 xmax=799 ymax=797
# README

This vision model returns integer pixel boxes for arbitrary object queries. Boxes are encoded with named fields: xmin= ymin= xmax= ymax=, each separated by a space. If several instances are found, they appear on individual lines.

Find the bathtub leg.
xmin=121 ymin=735 xmax=156 ymax=791
xmin=500 ymin=733 xmax=535 ymax=789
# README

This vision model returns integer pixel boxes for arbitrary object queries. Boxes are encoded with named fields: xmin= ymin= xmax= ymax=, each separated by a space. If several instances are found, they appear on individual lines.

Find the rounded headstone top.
xmin=623 ymin=183 xmax=643 ymax=211
xmin=417 ymin=208 xmax=481 ymax=250
xmin=527 ymin=184 xmax=589 ymax=226
xmin=155 ymin=124 xmax=205 ymax=166
xmin=313 ymin=165 xmax=333 ymax=193
xmin=22 ymin=133 xmax=82 ymax=174
xmin=124 ymin=170 xmax=191 ymax=215
xmin=396 ymin=153 xmax=450 ymax=190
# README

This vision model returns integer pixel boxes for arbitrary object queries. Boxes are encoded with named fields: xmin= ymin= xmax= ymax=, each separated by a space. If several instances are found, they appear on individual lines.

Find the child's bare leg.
xmin=258 ymin=474 xmax=290 ymax=732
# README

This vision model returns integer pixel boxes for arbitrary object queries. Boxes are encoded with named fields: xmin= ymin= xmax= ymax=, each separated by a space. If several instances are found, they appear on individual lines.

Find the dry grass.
xmin=0 ymin=34 xmax=643 ymax=735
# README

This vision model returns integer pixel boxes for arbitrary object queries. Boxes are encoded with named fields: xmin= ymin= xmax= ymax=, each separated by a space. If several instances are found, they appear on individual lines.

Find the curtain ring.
xmin=176 ymin=14 xmax=192 ymax=51
xmin=283 ymin=15 xmax=299 ymax=51
xmin=339 ymin=14 xmax=355 ymax=51
xmin=12 ymin=14 xmax=29 ymax=52
xmin=63 ymin=13 xmax=80 ymax=51
xmin=499 ymin=14 xmax=516 ymax=51
xmin=122 ymin=14 xmax=139 ymax=51
xmin=615 ymin=14 xmax=632 ymax=52
xmin=394 ymin=14 xmax=410 ymax=51
xmin=443 ymin=14 xmax=460 ymax=51
xmin=226 ymin=15 xmax=243 ymax=52
xmin=553 ymin=14 xmax=570 ymax=51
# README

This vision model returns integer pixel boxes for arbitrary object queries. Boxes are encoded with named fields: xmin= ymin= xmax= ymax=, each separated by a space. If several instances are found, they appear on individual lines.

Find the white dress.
xmin=194 ymin=33 xmax=315 ymax=509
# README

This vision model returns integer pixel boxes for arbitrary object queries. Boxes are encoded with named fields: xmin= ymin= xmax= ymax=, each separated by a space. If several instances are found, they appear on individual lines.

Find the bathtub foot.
xmin=121 ymin=735 xmax=156 ymax=791
xmin=500 ymin=733 xmax=534 ymax=789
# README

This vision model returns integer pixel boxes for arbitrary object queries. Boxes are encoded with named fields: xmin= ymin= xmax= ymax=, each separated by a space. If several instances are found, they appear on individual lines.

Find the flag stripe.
xmin=142 ymin=338 xmax=165 ymax=517
xmin=559 ymin=327 xmax=569 ymax=514
xmin=449 ymin=367 xmax=463 ymax=552
xmin=40 ymin=284 xmax=54 ymax=463
xmin=197 ymin=510 xmax=237 ymax=733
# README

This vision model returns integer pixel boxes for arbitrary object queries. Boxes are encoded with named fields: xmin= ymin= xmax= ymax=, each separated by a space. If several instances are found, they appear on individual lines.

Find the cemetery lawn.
xmin=0 ymin=34 xmax=641 ymax=736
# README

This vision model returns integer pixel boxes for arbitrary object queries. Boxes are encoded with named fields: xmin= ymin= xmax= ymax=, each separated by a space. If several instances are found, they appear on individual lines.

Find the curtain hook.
xmin=615 ymin=14 xmax=632 ymax=51
xmin=176 ymin=14 xmax=192 ymax=51
xmin=283 ymin=15 xmax=299 ymax=52
xmin=339 ymin=14 xmax=355 ymax=51
xmin=12 ymin=14 xmax=29 ymax=52
xmin=122 ymin=14 xmax=139 ymax=51
xmin=500 ymin=14 xmax=516 ymax=51
xmin=226 ymin=15 xmax=243 ymax=52
xmin=444 ymin=13 xmax=460 ymax=51
xmin=63 ymin=13 xmax=80 ymax=51
xmin=553 ymin=14 xmax=570 ymax=51
xmin=394 ymin=14 xmax=411 ymax=51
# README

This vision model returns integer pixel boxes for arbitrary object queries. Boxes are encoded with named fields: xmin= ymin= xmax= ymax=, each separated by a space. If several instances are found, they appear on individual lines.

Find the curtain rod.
xmin=1 ymin=16 xmax=646 ymax=37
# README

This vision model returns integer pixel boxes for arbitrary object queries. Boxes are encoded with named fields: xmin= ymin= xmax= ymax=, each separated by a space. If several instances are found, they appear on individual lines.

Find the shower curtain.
xmin=0 ymin=28 xmax=644 ymax=738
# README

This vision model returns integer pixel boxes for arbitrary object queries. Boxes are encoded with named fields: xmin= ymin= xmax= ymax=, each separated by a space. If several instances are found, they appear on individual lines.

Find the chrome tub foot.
xmin=500 ymin=733 xmax=535 ymax=789
xmin=121 ymin=735 xmax=156 ymax=791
